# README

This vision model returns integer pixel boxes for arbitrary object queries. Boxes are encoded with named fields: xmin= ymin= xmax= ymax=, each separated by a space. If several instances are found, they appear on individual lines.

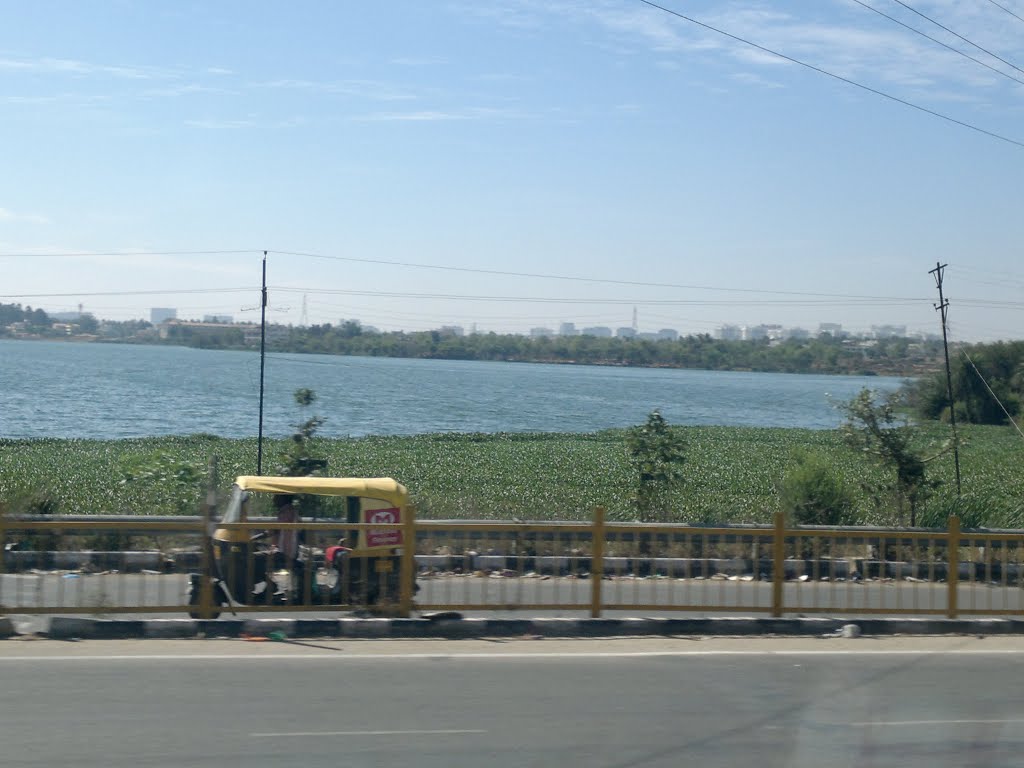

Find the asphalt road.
xmin=3 ymin=637 xmax=1024 ymax=767
xmin=3 ymin=572 xmax=1023 ymax=620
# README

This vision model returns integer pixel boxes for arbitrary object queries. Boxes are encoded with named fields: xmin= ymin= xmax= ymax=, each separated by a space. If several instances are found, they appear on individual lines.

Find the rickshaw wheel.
xmin=187 ymin=581 xmax=223 ymax=620
xmin=187 ymin=608 xmax=222 ymax=620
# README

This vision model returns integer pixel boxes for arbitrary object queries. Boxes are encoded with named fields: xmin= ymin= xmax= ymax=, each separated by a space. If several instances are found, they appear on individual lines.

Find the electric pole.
xmin=929 ymin=262 xmax=961 ymax=496
xmin=257 ymin=251 xmax=268 ymax=475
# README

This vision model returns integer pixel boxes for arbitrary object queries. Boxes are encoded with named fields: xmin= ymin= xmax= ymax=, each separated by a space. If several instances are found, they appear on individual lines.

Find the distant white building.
xmin=151 ymin=307 xmax=177 ymax=324
xmin=742 ymin=325 xmax=768 ymax=341
xmin=581 ymin=326 xmax=613 ymax=338
xmin=558 ymin=322 xmax=578 ymax=336
xmin=871 ymin=324 xmax=907 ymax=338
xmin=656 ymin=328 xmax=679 ymax=341
xmin=818 ymin=322 xmax=844 ymax=338
xmin=787 ymin=327 xmax=810 ymax=340
xmin=717 ymin=325 xmax=742 ymax=341
xmin=616 ymin=327 xmax=636 ymax=339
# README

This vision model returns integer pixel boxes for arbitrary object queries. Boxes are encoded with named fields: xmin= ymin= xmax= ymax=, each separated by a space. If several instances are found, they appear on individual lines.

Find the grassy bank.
xmin=1 ymin=426 xmax=1022 ymax=526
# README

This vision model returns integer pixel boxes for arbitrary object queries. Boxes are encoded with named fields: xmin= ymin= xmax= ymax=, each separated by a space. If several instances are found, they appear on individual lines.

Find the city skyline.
xmin=4 ymin=299 xmax=942 ymax=344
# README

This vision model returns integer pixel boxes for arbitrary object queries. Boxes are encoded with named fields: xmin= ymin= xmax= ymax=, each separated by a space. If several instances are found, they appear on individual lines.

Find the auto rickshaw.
xmin=187 ymin=475 xmax=416 ymax=618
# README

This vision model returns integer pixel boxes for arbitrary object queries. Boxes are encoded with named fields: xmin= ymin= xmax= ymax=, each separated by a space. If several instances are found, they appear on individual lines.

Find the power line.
xmin=635 ymin=0 xmax=1024 ymax=150
xmin=888 ymin=0 xmax=1024 ymax=76
xmin=7 ymin=284 xmax=1018 ymax=308
xmin=984 ymin=0 xmax=1024 ymax=26
xmin=851 ymin=0 xmax=1024 ymax=86
xmin=271 ymin=250 xmax=931 ymax=302
xmin=272 ymin=285 xmax=926 ymax=307
xmin=0 ymin=288 xmax=256 ymax=299
xmin=0 ymin=249 xmax=259 ymax=259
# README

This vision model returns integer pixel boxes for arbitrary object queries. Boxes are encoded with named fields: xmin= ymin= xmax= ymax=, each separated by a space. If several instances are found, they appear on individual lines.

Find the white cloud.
xmin=0 ymin=55 xmax=170 ymax=80
xmin=184 ymin=118 xmax=256 ymax=129
xmin=351 ymin=106 xmax=517 ymax=122
xmin=257 ymin=78 xmax=416 ymax=101
xmin=731 ymin=71 xmax=784 ymax=89
xmin=554 ymin=1 xmax=1024 ymax=96
xmin=142 ymin=83 xmax=239 ymax=98
xmin=0 ymin=207 xmax=48 ymax=224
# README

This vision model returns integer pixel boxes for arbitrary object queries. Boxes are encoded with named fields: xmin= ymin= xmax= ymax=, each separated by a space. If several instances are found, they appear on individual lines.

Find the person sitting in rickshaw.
xmin=270 ymin=494 xmax=311 ymax=599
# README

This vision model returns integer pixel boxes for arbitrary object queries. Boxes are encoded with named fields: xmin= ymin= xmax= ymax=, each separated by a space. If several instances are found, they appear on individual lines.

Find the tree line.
xmin=910 ymin=340 xmax=1023 ymax=426
xmin=266 ymin=322 xmax=944 ymax=377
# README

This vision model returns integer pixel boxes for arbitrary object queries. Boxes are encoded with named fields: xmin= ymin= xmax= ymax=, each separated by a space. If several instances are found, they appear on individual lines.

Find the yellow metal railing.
xmin=2 ymin=510 xmax=1023 ymax=620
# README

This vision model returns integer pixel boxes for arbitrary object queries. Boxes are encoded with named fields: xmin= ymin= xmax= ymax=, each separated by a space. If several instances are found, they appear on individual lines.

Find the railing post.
xmin=590 ymin=507 xmax=605 ymax=619
xmin=399 ymin=503 xmax=417 ymax=618
xmin=947 ymin=514 xmax=960 ymax=619
xmin=772 ymin=511 xmax=785 ymax=617
xmin=198 ymin=456 xmax=218 ymax=620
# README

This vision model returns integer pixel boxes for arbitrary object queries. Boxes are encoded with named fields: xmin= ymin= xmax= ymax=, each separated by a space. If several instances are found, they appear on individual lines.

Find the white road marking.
xmin=251 ymin=729 xmax=487 ymax=738
xmin=849 ymin=719 xmax=1024 ymax=728
xmin=764 ymin=718 xmax=1024 ymax=731
xmin=3 ymin=649 xmax=1024 ymax=662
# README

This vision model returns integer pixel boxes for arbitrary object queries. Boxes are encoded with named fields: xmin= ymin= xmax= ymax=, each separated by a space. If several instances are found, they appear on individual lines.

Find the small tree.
xmin=779 ymin=451 xmax=855 ymax=527
xmin=840 ymin=388 xmax=948 ymax=526
xmin=626 ymin=410 xmax=686 ymax=522
xmin=278 ymin=388 xmax=327 ymax=477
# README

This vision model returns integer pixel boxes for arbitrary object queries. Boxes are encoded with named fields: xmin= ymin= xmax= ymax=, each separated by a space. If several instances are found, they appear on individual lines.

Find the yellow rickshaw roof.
xmin=233 ymin=476 xmax=408 ymax=505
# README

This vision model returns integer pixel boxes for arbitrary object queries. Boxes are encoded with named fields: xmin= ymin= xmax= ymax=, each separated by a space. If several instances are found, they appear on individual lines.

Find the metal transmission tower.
xmin=929 ymin=262 xmax=962 ymax=495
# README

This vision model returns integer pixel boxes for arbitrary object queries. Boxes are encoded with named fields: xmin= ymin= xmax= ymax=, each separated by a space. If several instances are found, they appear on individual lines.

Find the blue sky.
xmin=1 ymin=0 xmax=1022 ymax=341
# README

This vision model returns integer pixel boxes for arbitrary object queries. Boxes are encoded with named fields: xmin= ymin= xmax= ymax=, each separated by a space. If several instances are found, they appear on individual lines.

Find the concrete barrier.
xmin=25 ymin=615 xmax=1024 ymax=640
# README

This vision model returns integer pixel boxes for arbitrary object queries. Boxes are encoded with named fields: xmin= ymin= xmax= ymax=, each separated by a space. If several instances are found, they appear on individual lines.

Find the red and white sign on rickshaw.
xmin=364 ymin=507 xmax=402 ymax=548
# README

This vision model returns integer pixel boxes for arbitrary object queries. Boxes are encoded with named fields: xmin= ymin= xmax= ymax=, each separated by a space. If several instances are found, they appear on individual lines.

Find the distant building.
xmin=581 ymin=326 xmax=613 ymax=338
xmin=438 ymin=325 xmax=464 ymax=337
xmin=787 ymin=327 xmax=810 ymax=340
xmin=616 ymin=327 xmax=636 ymax=339
xmin=742 ymin=325 xmax=768 ymax=341
xmin=203 ymin=314 xmax=233 ymax=324
xmin=818 ymin=322 xmax=845 ymax=338
xmin=558 ymin=322 xmax=577 ymax=336
xmin=150 ymin=308 xmax=177 ymax=324
xmin=656 ymin=328 xmax=679 ymax=341
xmin=871 ymin=324 xmax=907 ymax=338
xmin=717 ymin=325 xmax=742 ymax=341
xmin=530 ymin=327 xmax=554 ymax=338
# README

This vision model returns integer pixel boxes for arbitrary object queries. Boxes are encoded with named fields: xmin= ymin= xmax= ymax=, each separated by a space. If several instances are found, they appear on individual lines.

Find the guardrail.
xmin=2 ymin=510 xmax=1023 ymax=619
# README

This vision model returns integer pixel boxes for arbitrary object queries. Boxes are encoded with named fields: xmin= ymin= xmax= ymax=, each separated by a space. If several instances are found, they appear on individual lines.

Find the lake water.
xmin=0 ymin=339 xmax=906 ymax=439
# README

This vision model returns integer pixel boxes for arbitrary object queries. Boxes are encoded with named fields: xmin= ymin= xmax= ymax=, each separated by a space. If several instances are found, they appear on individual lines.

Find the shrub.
xmin=778 ymin=451 xmax=856 ymax=527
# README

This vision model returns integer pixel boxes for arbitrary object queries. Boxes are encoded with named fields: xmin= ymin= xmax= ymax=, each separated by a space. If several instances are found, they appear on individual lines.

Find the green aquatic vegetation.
xmin=1 ymin=424 xmax=1021 ymax=527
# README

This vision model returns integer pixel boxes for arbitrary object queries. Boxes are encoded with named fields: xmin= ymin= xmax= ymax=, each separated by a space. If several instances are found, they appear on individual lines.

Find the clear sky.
xmin=2 ymin=1 xmax=1022 ymax=341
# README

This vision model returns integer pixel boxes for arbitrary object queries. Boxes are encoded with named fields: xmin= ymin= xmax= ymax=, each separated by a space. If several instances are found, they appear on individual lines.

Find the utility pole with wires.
xmin=930 ymin=261 xmax=962 ymax=496
xmin=257 ymin=250 xmax=268 ymax=476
